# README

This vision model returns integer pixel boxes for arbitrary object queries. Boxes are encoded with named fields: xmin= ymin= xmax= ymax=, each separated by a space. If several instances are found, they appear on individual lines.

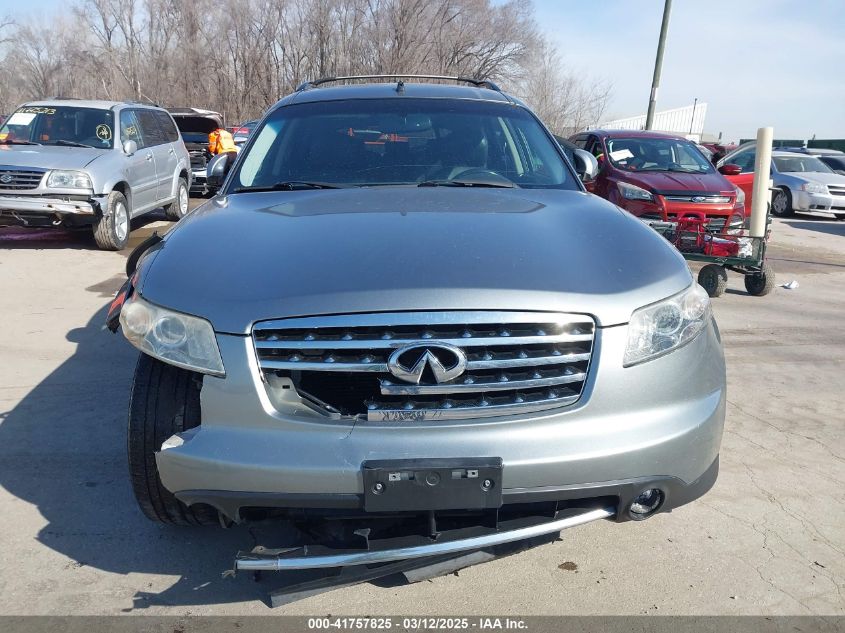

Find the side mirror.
xmin=122 ymin=140 xmax=138 ymax=156
xmin=718 ymin=164 xmax=742 ymax=176
xmin=573 ymin=149 xmax=599 ymax=182
xmin=206 ymin=151 xmax=237 ymax=189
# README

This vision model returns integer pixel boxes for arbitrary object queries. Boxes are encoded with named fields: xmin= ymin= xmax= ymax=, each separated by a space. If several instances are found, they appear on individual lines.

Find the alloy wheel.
xmin=114 ymin=201 xmax=128 ymax=241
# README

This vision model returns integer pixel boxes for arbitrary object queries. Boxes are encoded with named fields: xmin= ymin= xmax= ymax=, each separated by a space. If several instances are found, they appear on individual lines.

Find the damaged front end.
xmin=105 ymin=231 xmax=164 ymax=332
xmin=234 ymin=503 xmax=615 ymax=572
xmin=0 ymin=193 xmax=108 ymax=228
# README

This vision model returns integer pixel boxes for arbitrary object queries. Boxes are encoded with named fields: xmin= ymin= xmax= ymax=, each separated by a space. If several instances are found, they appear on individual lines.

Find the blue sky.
xmin=533 ymin=0 xmax=845 ymax=141
xmin=3 ymin=0 xmax=843 ymax=141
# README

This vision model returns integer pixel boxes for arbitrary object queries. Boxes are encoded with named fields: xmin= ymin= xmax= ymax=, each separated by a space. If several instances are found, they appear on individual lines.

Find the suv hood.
xmin=139 ymin=188 xmax=692 ymax=333
xmin=0 ymin=144 xmax=108 ymax=170
xmin=621 ymin=170 xmax=734 ymax=195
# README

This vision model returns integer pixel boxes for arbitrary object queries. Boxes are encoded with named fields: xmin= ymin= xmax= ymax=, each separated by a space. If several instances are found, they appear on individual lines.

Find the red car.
xmin=570 ymin=130 xmax=746 ymax=231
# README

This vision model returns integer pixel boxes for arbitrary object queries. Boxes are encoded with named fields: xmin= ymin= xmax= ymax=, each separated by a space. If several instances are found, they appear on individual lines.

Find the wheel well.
xmin=112 ymin=181 xmax=131 ymax=207
xmin=179 ymin=169 xmax=189 ymax=183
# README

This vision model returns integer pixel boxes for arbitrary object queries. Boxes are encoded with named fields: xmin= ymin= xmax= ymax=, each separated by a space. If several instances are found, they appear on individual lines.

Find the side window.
xmin=120 ymin=110 xmax=142 ymax=146
xmin=586 ymin=136 xmax=604 ymax=158
xmin=573 ymin=135 xmax=588 ymax=149
xmin=135 ymin=109 xmax=167 ymax=147
xmin=154 ymin=111 xmax=180 ymax=143
xmin=732 ymin=150 xmax=756 ymax=173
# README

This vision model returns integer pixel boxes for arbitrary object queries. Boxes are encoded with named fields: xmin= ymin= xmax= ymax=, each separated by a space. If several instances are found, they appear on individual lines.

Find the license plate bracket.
xmin=362 ymin=458 xmax=503 ymax=512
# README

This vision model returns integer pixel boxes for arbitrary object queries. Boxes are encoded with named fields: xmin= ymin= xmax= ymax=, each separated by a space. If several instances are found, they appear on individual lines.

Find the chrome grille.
xmin=0 ymin=169 xmax=44 ymax=191
xmin=827 ymin=184 xmax=845 ymax=197
xmin=252 ymin=312 xmax=595 ymax=421
xmin=664 ymin=195 xmax=732 ymax=204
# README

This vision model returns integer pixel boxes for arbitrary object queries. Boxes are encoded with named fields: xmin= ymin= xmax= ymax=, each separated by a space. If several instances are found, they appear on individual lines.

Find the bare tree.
xmin=515 ymin=37 xmax=611 ymax=135
xmin=0 ymin=0 xmax=610 ymax=132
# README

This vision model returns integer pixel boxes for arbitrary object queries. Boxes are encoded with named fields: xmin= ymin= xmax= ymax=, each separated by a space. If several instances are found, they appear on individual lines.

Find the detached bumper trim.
xmin=235 ymin=506 xmax=615 ymax=571
xmin=0 ymin=195 xmax=95 ymax=215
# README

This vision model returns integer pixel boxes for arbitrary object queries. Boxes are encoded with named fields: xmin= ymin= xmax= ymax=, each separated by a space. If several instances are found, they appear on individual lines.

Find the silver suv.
xmin=109 ymin=78 xmax=726 ymax=570
xmin=0 ymin=100 xmax=192 ymax=249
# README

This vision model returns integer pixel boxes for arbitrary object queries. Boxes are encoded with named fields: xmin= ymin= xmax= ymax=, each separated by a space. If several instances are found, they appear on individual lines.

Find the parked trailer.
xmin=644 ymin=127 xmax=776 ymax=298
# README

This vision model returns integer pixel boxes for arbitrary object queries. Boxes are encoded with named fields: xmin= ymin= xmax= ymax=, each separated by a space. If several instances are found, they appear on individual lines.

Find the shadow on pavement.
xmin=0 ymin=210 xmax=172 ymax=251
xmin=0 ymin=220 xmax=349 ymax=610
xmin=783 ymin=218 xmax=845 ymax=239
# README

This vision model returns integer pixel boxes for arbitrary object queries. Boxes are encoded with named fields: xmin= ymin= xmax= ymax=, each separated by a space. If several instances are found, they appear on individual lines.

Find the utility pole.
xmin=645 ymin=0 xmax=672 ymax=130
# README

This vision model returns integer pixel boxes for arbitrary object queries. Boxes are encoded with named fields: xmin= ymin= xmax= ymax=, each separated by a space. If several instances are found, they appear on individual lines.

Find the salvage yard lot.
xmin=0 ymin=210 xmax=843 ymax=615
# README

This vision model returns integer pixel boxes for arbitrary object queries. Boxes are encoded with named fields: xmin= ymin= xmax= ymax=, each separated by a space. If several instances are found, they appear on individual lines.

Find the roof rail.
xmin=124 ymin=99 xmax=160 ymax=108
xmin=296 ymin=75 xmax=501 ymax=92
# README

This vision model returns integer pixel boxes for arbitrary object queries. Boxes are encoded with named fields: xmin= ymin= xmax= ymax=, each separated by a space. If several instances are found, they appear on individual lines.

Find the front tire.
xmin=771 ymin=187 xmax=793 ymax=217
xmin=128 ymin=354 xmax=219 ymax=526
xmin=698 ymin=264 xmax=728 ymax=297
xmin=744 ymin=261 xmax=775 ymax=296
xmin=163 ymin=177 xmax=190 ymax=221
xmin=92 ymin=190 xmax=130 ymax=250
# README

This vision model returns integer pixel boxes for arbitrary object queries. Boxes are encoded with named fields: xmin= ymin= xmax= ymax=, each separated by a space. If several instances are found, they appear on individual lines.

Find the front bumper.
xmin=0 ymin=194 xmax=98 ymax=216
xmin=156 ymin=316 xmax=726 ymax=523
xmin=233 ymin=454 xmax=718 ymax=570
xmin=190 ymin=168 xmax=207 ymax=192
xmin=793 ymin=190 xmax=845 ymax=212
xmin=236 ymin=506 xmax=617 ymax=570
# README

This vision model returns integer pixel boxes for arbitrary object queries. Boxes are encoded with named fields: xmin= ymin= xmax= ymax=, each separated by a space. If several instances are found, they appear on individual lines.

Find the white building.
xmin=596 ymin=103 xmax=708 ymax=142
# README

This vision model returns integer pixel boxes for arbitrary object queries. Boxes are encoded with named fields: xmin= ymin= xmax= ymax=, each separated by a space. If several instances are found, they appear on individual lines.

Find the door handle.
xmin=145 ymin=153 xmax=153 ymax=161
xmin=168 ymin=148 xmax=175 ymax=155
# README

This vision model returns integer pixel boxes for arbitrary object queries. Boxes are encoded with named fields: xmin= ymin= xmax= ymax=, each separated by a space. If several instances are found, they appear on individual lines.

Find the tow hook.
xmin=52 ymin=214 xmax=63 ymax=226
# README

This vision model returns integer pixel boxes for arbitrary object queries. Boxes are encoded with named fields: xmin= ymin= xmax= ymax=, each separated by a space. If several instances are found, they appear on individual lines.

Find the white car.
xmin=719 ymin=147 xmax=845 ymax=219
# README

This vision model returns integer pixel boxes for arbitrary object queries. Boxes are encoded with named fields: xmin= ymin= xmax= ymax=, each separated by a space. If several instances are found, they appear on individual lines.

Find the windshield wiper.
xmin=52 ymin=140 xmax=95 ymax=148
xmin=232 ymin=181 xmax=343 ymax=193
xmin=417 ymin=179 xmax=515 ymax=188
xmin=667 ymin=166 xmax=706 ymax=173
xmin=0 ymin=139 xmax=41 ymax=145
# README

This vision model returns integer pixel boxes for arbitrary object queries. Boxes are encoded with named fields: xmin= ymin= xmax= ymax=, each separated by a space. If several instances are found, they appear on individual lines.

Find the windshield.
xmin=773 ymin=156 xmax=832 ymax=173
xmin=230 ymin=98 xmax=575 ymax=190
xmin=605 ymin=137 xmax=713 ymax=173
xmin=0 ymin=105 xmax=115 ymax=149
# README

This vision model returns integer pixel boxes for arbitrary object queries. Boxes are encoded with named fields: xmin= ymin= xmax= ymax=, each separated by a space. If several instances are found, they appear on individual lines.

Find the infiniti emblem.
xmin=387 ymin=343 xmax=467 ymax=384
xmin=0 ymin=174 xmax=12 ymax=184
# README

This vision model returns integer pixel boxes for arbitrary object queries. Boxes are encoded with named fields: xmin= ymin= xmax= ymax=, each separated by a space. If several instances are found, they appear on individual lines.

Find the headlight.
xmin=618 ymin=181 xmax=654 ymax=201
xmin=47 ymin=170 xmax=93 ymax=189
xmin=799 ymin=182 xmax=827 ymax=194
xmin=624 ymin=284 xmax=711 ymax=366
xmin=733 ymin=185 xmax=745 ymax=207
xmin=119 ymin=294 xmax=225 ymax=376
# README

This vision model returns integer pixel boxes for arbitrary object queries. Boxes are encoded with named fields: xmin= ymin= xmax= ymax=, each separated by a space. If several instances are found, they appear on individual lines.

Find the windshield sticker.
xmin=96 ymin=124 xmax=112 ymax=141
xmin=19 ymin=106 xmax=56 ymax=115
xmin=7 ymin=112 xmax=37 ymax=126
xmin=123 ymin=125 xmax=138 ymax=137
xmin=609 ymin=149 xmax=634 ymax=161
